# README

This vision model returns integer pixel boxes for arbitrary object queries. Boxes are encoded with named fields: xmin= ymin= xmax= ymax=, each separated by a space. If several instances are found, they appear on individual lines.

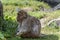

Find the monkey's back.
xmin=20 ymin=16 xmax=41 ymax=38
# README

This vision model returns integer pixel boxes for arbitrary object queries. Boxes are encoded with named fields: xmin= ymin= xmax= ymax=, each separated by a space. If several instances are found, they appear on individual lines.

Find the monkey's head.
xmin=17 ymin=10 xmax=27 ymax=23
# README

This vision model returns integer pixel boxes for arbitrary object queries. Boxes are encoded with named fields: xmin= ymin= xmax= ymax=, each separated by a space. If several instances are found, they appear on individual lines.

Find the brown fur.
xmin=17 ymin=10 xmax=27 ymax=23
xmin=16 ymin=10 xmax=41 ymax=38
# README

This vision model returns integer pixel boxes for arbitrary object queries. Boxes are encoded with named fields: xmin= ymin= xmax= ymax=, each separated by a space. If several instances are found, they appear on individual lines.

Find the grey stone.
xmin=52 ymin=3 xmax=60 ymax=10
xmin=47 ymin=17 xmax=60 ymax=27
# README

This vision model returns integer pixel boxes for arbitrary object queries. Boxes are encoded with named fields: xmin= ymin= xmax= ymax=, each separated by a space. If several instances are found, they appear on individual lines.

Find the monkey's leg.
xmin=32 ymin=25 xmax=48 ymax=37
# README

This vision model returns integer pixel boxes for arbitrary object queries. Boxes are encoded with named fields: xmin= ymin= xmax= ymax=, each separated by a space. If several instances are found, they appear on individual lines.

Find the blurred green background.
xmin=0 ymin=0 xmax=60 ymax=40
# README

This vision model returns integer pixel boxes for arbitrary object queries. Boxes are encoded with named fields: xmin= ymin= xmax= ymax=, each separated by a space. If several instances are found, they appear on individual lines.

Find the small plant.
xmin=0 ymin=32 xmax=6 ymax=40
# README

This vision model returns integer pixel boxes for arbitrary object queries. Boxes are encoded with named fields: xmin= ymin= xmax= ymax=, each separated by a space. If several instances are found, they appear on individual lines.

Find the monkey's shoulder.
xmin=27 ymin=16 xmax=40 ymax=24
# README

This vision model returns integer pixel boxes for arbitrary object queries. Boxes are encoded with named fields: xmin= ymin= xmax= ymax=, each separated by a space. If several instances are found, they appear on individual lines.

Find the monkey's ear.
xmin=16 ymin=7 xmax=21 ymax=12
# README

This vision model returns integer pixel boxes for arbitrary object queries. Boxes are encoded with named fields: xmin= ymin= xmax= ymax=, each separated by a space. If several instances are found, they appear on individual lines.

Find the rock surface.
xmin=47 ymin=17 xmax=60 ymax=27
xmin=40 ymin=17 xmax=60 ymax=28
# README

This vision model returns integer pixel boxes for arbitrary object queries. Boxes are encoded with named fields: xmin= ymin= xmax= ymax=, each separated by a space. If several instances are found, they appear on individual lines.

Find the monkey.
xmin=16 ymin=9 xmax=41 ymax=38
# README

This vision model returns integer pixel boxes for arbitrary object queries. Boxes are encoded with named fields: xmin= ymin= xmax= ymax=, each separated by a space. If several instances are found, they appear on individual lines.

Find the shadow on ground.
xmin=7 ymin=34 xmax=59 ymax=40
xmin=8 ymin=31 xmax=59 ymax=40
xmin=18 ymin=35 xmax=59 ymax=40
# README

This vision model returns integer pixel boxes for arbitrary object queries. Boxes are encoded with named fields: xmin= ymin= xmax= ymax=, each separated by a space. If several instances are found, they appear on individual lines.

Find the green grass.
xmin=0 ymin=0 xmax=60 ymax=40
xmin=2 ymin=0 xmax=50 ymax=11
xmin=1 ymin=12 xmax=60 ymax=40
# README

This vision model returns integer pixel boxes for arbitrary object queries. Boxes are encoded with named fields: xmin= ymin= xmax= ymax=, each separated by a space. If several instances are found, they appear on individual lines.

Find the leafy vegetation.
xmin=0 ymin=0 xmax=60 ymax=40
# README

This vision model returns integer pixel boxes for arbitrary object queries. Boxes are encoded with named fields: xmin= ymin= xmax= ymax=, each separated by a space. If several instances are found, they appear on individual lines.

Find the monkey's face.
xmin=17 ymin=10 xmax=27 ymax=22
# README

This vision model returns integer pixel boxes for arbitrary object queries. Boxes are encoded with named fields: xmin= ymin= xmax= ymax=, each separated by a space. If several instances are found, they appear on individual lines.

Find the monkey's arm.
xmin=17 ymin=22 xmax=21 ymax=31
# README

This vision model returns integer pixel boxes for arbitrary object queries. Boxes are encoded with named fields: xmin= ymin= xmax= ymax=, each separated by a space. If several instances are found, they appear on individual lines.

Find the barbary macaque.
xmin=16 ymin=9 xmax=41 ymax=38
